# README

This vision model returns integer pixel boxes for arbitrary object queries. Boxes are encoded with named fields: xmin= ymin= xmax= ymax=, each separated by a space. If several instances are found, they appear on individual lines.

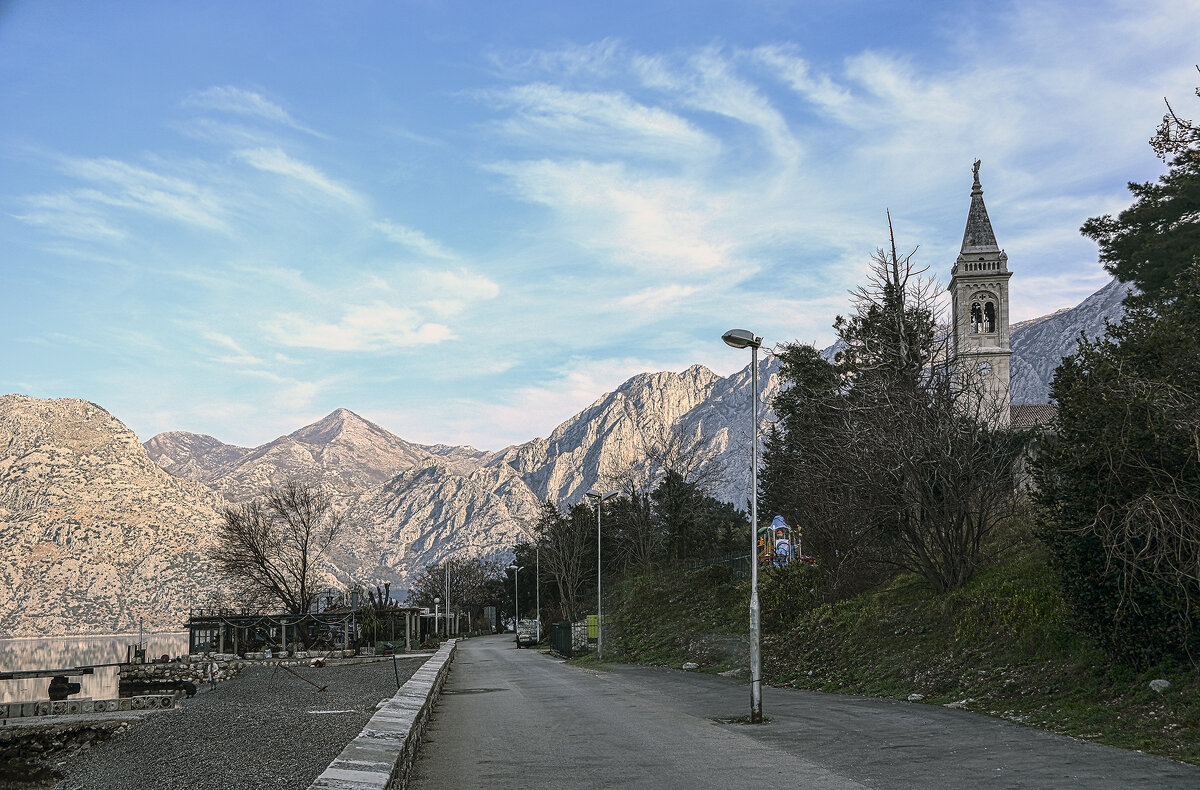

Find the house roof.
xmin=1010 ymin=402 xmax=1057 ymax=429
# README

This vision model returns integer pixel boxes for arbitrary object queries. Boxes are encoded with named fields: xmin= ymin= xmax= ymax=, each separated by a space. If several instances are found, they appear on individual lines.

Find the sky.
xmin=1 ymin=1 xmax=1197 ymax=451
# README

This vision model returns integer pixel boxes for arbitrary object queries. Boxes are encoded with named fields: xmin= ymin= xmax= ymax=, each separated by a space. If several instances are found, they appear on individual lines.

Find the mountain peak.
xmin=289 ymin=407 xmax=381 ymax=445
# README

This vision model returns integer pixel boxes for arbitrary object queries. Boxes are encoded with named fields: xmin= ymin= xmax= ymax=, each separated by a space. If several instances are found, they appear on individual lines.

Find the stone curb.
xmin=307 ymin=640 xmax=456 ymax=790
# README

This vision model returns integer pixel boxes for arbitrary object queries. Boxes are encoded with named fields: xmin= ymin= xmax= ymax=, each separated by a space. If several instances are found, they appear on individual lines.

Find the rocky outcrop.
xmin=1009 ymin=278 xmax=1131 ymax=404
xmin=0 ymin=395 xmax=223 ymax=637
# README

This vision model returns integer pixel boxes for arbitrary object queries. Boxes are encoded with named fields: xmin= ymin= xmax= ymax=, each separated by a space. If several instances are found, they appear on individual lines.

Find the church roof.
xmin=961 ymin=160 xmax=1000 ymax=254
xmin=1010 ymin=403 xmax=1057 ymax=429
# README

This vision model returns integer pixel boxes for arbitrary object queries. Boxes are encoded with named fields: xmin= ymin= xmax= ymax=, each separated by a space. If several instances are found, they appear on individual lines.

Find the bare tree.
xmin=534 ymin=500 xmax=593 ymax=621
xmin=763 ymin=218 xmax=1022 ymax=596
xmin=409 ymin=555 xmax=506 ymax=622
xmin=210 ymin=480 xmax=344 ymax=614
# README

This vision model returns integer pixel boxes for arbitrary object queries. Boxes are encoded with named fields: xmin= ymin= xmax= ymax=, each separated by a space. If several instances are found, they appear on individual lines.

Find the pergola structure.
xmin=186 ymin=606 xmax=426 ymax=656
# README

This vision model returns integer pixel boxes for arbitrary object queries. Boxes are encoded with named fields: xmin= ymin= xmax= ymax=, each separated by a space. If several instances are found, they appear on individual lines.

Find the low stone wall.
xmin=120 ymin=659 xmax=246 ymax=690
xmin=308 ymin=639 xmax=456 ymax=790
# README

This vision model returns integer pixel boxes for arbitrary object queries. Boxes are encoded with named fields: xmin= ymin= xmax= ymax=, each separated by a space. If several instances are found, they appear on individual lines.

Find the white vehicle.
xmin=515 ymin=619 xmax=540 ymax=648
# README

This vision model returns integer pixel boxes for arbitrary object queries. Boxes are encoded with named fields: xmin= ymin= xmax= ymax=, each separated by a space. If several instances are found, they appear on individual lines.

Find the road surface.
xmin=408 ymin=634 xmax=1200 ymax=789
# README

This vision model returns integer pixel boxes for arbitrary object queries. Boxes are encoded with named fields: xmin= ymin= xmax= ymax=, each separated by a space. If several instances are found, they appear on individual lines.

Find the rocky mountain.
xmin=2 ymin=279 xmax=1130 ymax=635
xmin=0 ymin=395 xmax=224 ymax=638
xmin=1009 ymin=278 xmax=1131 ymax=404
xmin=337 ymin=460 xmax=543 ymax=582
xmin=145 ymin=408 xmax=481 ymax=502
xmin=142 ymin=431 xmax=250 ymax=483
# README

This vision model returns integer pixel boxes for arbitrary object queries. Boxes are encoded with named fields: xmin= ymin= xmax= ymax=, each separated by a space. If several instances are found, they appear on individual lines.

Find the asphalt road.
xmin=408 ymin=634 xmax=1200 ymax=790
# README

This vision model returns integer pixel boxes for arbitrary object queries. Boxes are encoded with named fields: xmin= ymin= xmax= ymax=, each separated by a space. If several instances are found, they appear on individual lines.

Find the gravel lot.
xmin=49 ymin=657 xmax=428 ymax=790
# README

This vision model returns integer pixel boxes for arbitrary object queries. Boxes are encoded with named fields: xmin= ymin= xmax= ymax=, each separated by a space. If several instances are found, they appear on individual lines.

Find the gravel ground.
xmin=48 ymin=657 xmax=427 ymax=790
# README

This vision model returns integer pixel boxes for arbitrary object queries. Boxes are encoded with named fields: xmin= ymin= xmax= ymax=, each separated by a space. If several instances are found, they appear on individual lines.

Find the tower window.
xmin=984 ymin=301 xmax=996 ymax=333
xmin=970 ymin=301 xmax=983 ymax=333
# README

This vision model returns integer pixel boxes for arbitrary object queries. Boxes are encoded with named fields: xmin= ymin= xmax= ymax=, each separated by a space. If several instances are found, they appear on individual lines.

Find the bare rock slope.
xmin=0 ymin=395 xmax=223 ymax=637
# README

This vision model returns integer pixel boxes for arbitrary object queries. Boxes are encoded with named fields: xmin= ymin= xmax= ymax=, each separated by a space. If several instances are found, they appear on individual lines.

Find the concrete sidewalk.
xmin=409 ymin=635 xmax=1200 ymax=789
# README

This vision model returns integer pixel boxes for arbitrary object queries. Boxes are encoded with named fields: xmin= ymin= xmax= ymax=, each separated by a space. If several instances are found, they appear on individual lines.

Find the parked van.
xmin=515 ymin=619 xmax=540 ymax=648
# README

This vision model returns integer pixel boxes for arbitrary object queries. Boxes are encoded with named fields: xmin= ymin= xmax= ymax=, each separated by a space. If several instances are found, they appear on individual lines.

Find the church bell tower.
xmin=949 ymin=161 xmax=1012 ymax=425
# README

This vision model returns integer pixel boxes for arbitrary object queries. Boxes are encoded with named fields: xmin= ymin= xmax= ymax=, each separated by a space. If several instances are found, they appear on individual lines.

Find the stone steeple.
xmin=960 ymin=159 xmax=999 ymax=252
xmin=949 ymin=160 xmax=1012 ymax=425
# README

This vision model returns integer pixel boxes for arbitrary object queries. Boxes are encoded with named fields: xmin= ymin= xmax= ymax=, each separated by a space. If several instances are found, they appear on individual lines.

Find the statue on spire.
xmin=972 ymin=159 xmax=981 ymax=187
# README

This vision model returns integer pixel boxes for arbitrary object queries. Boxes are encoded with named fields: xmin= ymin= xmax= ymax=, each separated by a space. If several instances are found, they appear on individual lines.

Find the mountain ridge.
xmin=1 ymin=278 xmax=1129 ymax=635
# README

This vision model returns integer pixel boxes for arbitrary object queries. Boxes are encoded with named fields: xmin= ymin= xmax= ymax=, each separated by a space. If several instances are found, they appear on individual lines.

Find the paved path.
xmin=409 ymin=635 xmax=1200 ymax=789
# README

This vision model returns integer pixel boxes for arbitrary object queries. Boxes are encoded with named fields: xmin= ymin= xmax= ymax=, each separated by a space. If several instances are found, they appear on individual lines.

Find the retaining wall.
xmin=308 ymin=639 xmax=456 ymax=790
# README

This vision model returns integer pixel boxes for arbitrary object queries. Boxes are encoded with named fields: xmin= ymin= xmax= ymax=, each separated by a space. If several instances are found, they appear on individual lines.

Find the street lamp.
xmin=507 ymin=565 xmax=523 ymax=647
xmin=722 ymin=327 xmax=763 ymax=723
xmin=433 ymin=596 xmax=440 ymax=641
xmin=584 ymin=488 xmax=617 ymax=659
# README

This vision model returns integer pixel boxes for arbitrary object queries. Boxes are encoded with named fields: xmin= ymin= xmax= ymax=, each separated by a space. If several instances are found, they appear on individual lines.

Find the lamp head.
xmin=722 ymin=328 xmax=761 ymax=349
xmin=585 ymin=488 xmax=617 ymax=501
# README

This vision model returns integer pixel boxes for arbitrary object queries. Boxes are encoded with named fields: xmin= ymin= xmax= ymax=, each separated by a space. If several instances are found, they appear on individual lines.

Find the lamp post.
xmin=534 ymin=542 xmax=540 ymax=642
xmin=584 ymin=488 xmax=617 ymax=659
xmin=507 ymin=565 xmax=523 ymax=647
xmin=433 ymin=596 xmax=440 ymax=641
xmin=723 ymin=327 xmax=763 ymax=724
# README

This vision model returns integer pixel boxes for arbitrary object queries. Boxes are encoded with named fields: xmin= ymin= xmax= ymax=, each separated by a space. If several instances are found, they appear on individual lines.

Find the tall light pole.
xmin=584 ymin=488 xmax=617 ymax=659
xmin=433 ymin=596 xmax=440 ymax=642
xmin=445 ymin=560 xmax=451 ymax=637
xmin=723 ymin=327 xmax=763 ymax=723
xmin=517 ymin=524 xmax=542 ymax=643
xmin=507 ymin=565 xmax=523 ymax=646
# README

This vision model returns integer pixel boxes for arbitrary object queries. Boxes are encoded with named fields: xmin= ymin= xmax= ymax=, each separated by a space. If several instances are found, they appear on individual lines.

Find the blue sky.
xmin=2 ymin=1 xmax=1196 ymax=450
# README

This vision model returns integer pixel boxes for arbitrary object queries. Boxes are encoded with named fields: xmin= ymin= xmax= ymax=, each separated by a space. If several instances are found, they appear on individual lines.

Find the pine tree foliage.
xmin=1082 ymin=68 xmax=1200 ymax=299
xmin=1035 ymin=264 xmax=1200 ymax=665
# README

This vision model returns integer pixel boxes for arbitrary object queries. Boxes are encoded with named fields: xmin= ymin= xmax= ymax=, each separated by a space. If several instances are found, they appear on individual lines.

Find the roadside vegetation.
xmin=600 ymin=526 xmax=1200 ymax=765
xmin=558 ymin=78 xmax=1200 ymax=767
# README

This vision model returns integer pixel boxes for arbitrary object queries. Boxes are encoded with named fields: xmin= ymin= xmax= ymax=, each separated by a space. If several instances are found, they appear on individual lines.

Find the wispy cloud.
xmin=182 ymin=86 xmax=322 ymax=137
xmin=374 ymin=219 xmax=455 ymax=259
xmin=263 ymin=302 xmax=453 ymax=352
xmin=489 ymin=159 xmax=740 ymax=274
xmin=200 ymin=330 xmax=263 ymax=366
xmin=20 ymin=156 xmax=231 ymax=235
xmin=483 ymin=83 xmax=718 ymax=160
xmin=417 ymin=268 xmax=501 ymax=316
xmin=13 ymin=192 xmax=126 ymax=241
xmin=234 ymin=147 xmax=360 ymax=205
xmin=618 ymin=284 xmax=699 ymax=312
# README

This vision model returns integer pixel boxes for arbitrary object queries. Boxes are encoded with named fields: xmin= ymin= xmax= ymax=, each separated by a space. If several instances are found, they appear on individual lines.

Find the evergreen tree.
xmin=1082 ymin=72 xmax=1200 ymax=299
xmin=1034 ymin=263 xmax=1200 ymax=665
